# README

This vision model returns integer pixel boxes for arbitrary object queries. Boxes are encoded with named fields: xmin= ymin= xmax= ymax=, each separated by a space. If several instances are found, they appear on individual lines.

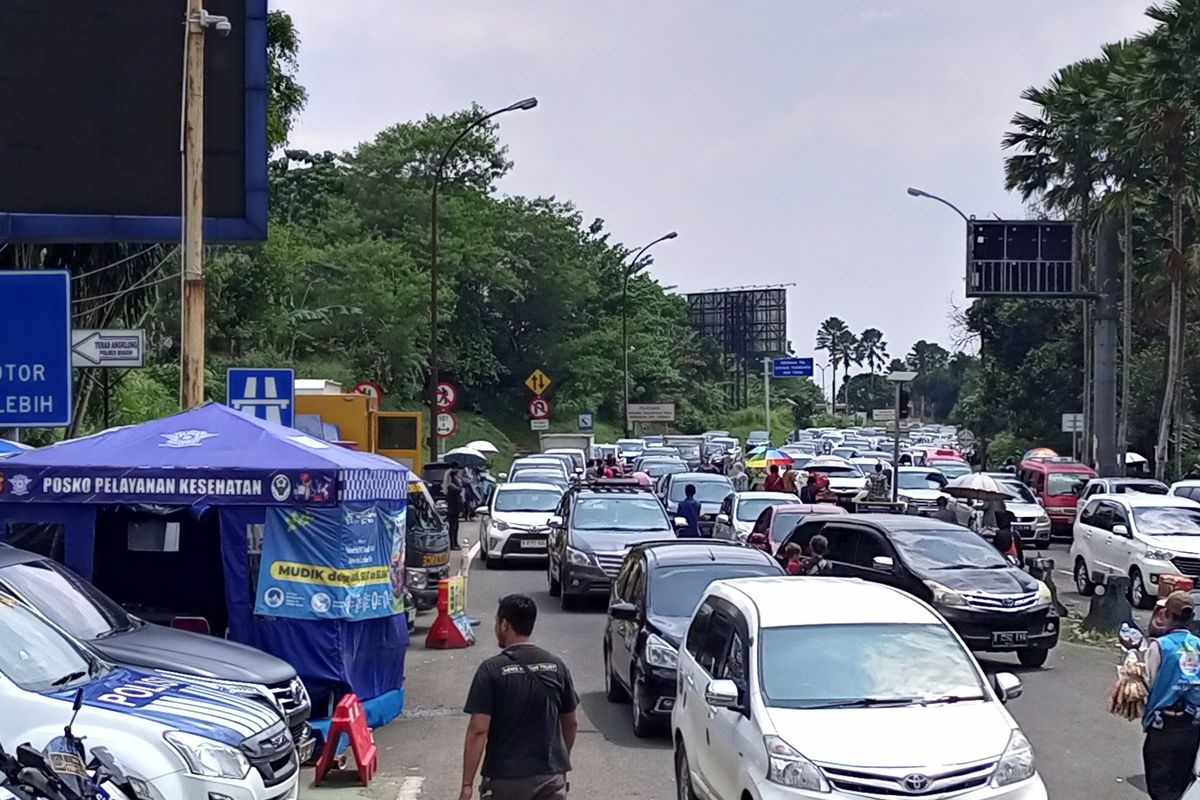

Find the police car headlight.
xmin=991 ymin=730 xmax=1036 ymax=787
xmin=164 ymin=731 xmax=250 ymax=779
xmin=405 ymin=568 xmax=427 ymax=589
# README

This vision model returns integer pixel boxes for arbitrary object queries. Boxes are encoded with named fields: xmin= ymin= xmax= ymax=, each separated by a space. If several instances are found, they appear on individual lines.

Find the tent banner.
xmin=254 ymin=503 xmax=406 ymax=621
xmin=0 ymin=467 xmax=336 ymax=506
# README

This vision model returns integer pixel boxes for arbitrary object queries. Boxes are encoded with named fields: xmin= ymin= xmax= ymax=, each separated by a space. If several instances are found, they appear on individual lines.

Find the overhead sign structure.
xmin=873 ymin=408 xmax=896 ymax=422
xmin=525 ymin=369 xmax=552 ymax=396
xmin=436 ymin=411 xmax=457 ymax=438
xmin=577 ymin=411 xmax=594 ymax=432
xmin=529 ymin=397 xmax=551 ymax=420
xmin=627 ymin=403 xmax=675 ymax=423
xmin=71 ymin=329 xmax=145 ymax=368
xmin=351 ymin=380 xmax=384 ymax=406
xmin=530 ymin=419 xmax=549 ymax=431
xmin=1062 ymin=413 xmax=1084 ymax=433
xmin=227 ymin=368 xmax=295 ymax=428
xmin=772 ymin=357 xmax=814 ymax=378
xmin=967 ymin=220 xmax=1078 ymax=298
xmin=435 ymin=381 xmax=458 ymax=411
xmin=0 ymin=271 xmax=72 ymax=428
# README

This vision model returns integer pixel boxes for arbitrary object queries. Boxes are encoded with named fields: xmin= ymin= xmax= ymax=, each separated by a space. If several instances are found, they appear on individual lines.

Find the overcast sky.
xmin=280 ymin=1 xmax=1150 ymax=365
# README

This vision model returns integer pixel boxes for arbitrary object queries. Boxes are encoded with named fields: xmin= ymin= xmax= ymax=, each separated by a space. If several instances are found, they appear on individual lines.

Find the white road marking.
xmin=396 ymin=775 xmax=425 ymax=800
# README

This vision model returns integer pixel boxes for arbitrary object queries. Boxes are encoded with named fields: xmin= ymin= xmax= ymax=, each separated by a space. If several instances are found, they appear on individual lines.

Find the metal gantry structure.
xmin=686 ymin=286 xmax=789 ymax=408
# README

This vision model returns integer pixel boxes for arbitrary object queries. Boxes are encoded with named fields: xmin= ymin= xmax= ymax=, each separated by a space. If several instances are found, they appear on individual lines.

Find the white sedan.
xmin=712 ymin=492 xmax=798 ymax=541
xmin=479 ymin=482 xmax=564 ymax=568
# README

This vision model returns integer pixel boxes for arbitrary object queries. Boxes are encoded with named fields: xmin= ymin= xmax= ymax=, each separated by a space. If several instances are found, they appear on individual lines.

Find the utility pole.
xmin=180 ymin=0 xmax=207 ymax=409
xmin=1094 ymin=219 xmax=1120 ymax=477
xmin=763 ymin=358 xmax=771 ymax=439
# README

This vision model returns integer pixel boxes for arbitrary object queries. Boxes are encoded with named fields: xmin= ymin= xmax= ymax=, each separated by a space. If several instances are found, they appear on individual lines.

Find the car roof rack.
xmin=571 ymin=478 xmax=651 ymax=493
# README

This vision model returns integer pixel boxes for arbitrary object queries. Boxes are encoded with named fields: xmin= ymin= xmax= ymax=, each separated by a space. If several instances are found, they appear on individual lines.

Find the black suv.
xmin=0 ymin=544 xmax=314 ymax=756
xmin=547 ymin=480 xmax=680 ymax=610
xmin=604 ymin=541 xmax=783 ymax=736
xmin=656 ymin=472 xmax=734 ymax=537
xmin=781 ymin=514 xmax=1059 ymax=667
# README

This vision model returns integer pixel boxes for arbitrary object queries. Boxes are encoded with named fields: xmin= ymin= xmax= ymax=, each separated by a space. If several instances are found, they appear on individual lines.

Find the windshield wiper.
xmin=920 ymin=694 xmax=986 ymax=705
xmin=50 ymin=670 xmax=87 ymax=687
xmin=804 ymin=697 xmax=920 ymax=709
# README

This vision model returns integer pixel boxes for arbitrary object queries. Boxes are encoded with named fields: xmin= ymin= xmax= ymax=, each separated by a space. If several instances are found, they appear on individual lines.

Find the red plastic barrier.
xmin=425 ymin=576 xmax=476 ymax=649
xmin=313 ymin=694 xmax=377 ymax=786
xmin=1159 ymin=574 xmax=1195 ymax=599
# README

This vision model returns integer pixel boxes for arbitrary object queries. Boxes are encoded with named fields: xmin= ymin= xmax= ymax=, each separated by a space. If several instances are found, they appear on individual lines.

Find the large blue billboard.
xmin=0 ymin=271 xmax=72 ymax=428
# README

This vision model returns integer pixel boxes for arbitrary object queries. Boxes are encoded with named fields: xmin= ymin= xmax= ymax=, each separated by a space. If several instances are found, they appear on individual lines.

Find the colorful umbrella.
xmin=1022 ymin=447 xmax=1058 ymax=460
xmin=746 ymin=448 xmax=792 ymax=468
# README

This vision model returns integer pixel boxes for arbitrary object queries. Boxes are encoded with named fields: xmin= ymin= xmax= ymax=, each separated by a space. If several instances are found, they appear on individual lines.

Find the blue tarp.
xmin=0 ymin=403 xmax=411 ymax=721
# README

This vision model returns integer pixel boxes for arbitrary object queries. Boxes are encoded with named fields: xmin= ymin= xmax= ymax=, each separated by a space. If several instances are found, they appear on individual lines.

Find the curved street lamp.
xmin=428 ymin=97 xmax=538 ymax=462
xmin=906 ymin=186 xmax=969 ymax=223
xmin=623 ymin=231 xmax=678 ymax=437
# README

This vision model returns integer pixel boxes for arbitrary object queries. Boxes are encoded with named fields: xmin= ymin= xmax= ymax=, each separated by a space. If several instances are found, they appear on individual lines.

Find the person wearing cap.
xmin=1142 ymin=590 xmax=1200 ymax=800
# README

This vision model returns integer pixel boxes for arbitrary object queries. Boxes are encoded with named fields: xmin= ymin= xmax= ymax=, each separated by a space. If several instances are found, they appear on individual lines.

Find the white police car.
xmin=0 ymin=594 xmax=298 ymax=800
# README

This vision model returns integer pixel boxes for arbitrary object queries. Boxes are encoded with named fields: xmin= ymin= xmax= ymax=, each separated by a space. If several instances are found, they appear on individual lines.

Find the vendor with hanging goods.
xmin=1142 ymin=591 xmax=1200 ymax=800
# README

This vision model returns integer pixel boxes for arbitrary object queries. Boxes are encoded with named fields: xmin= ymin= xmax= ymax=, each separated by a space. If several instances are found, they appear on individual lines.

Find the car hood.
xmin=47 ymin=667 xmax=283 ymax=747
xmin=492 ymin=511 xmax=555 ymax=529
xmin=1006 ymin=502 xmax=1045 ymax=520
xmin=921 ymin=566 xmax=1038 ymax=594
xmin=1143 ymin=534 xmax=1200 ymax=556
xmin=898 ymin=489 xmax=947 ymax=502
xmin=767 ymin=701 xmax=1012 ymax=769
xmin=647 ymin=614 xmax=690 ymax=648
xmin=93 ymin=623 xmax=297 ymax=684
xmin=575 ymin=530 xmax=674 ymax=552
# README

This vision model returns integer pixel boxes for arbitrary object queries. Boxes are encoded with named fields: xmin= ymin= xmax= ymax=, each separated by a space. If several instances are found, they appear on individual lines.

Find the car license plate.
xmin=519 ymin=539 xmax=545 ymax=549
xmin=296 ymin=734 xmax=317 ymax=765
xmin=422 ymin=552 xmax=449 ymax=567
xmin=992 ymin=631 xmax=1028 ymax=647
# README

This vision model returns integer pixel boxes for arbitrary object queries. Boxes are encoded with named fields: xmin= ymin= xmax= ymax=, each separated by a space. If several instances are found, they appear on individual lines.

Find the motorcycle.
xmin=0 ymin=689 xmax=137 ymax=800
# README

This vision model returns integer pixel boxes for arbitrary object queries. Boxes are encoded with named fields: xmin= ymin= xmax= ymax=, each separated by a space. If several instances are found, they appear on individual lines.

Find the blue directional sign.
xmin=578 ymin=411 xmax=595 ymax=432
xmin=227 ymin=368 xmax=295 ymax=428
xmin=0 ymin=271 xmax=72 ymax=427
xmin=772 ymin=357 xmax=814 ymax=378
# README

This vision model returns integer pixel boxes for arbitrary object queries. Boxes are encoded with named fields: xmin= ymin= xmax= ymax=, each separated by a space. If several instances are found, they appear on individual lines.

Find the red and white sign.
xmin=351 ymin=380 xmax=384 ymax=405
xmin=528 ymin=397 xmax=551 ymax=420
xmin=435 ymin=381 xmax=458 ymax=411
xmin=436 ymin=411 xmax=457 ymax=438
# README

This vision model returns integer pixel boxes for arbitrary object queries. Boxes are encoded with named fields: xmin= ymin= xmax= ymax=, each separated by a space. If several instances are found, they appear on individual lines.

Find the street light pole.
xmin=622 ymin=231 xmax=677 ymax=438
xmin=814 ymin=363 xmax=830 ymax=413
xmin=428 ymin=97 xmax=537 ymax=463
xmin=906 ymin=186 xmax=970 ymax=223
xmin=887 ymin=370 xmax=918 ymax=503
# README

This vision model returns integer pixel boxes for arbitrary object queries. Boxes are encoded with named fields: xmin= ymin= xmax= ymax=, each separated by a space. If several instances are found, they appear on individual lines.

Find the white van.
xmin=0 ymin=593 xmax=298 ymax=800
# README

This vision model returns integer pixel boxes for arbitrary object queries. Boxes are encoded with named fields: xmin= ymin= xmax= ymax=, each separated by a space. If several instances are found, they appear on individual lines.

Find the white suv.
xmin=480 ymin=482 xmax=563 ymax=567
xmin=672 ymin=578 xmax=1045 ymax=800
xmin=1071 ymin=493 xmax=1200 ymax=608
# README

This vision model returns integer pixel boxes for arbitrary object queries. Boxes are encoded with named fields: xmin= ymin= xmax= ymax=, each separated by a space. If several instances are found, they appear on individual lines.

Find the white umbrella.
xmin=1125 ymin=452 xmax=1148 ymax=465
xmin=466 ymin=439 xmax=499 ymax=454
xmin=943 ymin=472 xmax=1011 ymax=502
xmin=444 ymin=446 xmax=488 ymax=468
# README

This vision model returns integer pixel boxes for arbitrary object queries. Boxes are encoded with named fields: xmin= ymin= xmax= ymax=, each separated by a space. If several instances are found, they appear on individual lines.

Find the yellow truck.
xmin=294 ymin=391 xmax=424 ymax=472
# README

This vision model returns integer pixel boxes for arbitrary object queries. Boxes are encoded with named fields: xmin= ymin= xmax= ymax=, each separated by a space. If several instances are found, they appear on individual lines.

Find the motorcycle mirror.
xmin=16 ymin=745 xmax=47 ymax=770
xmin=72 ymin=688 xmax=82 ymax=713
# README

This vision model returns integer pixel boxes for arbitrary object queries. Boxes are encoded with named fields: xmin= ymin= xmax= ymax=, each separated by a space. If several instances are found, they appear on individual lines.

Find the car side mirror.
xmin=575 ymin=468 xmax=584 ymax=475
xmin=609 ymin=601 xmax=637 ymax=621
xmin=872 ymin=555 xmax=894 ymax=572
xmin=1113 ymin=523 xmax=1130 ymax=537
xmin=498 ymin=473 xmax=508 ymax=480
xmin=476 ymin=507 xmax=490 ymax=517
xmin=716 ymin=513 xmax=730 ymax=525
xmin=992 ymin=672 xmax=1023 ymax=703
xmin=549 ymin=515 xmax=564 ymax=529
xmin=704 ymin=678 xmax=742 ymax=710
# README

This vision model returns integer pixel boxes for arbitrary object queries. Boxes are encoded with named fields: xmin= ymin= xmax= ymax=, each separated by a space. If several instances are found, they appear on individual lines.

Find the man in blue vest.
xmin=676 ymin=484 xmax=702 ymax=538
xmin=1143 ymin=591 xmax=1200 ymax=800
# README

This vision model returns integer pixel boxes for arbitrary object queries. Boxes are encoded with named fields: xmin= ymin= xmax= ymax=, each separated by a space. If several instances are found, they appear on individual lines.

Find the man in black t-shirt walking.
xmin=461 ymin=594 xmax=579 ymax=800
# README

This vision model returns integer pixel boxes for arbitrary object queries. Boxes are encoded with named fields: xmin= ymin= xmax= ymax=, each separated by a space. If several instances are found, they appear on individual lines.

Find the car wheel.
xmin=548 ymin=559 xmax=561 ymax=597
xmin=480 ymin=535 xmax=488 ymax=564
xmin=605 ymin=646 xmax=629 ymax=703
xmin=1074 ymin=557 xmax=1096 ymax=596
xmin=1017 ymin=648 xmax=1049 ymax=668
xmin=1130 ymin=568 xmax=1154 ymax=609
xmin=675 ymin=743 xmax=698 ymax=800
xmin=561 ymin=590 xmax=578 ymax=611
xmin=631 ymin=667 xmax=657 ymax=737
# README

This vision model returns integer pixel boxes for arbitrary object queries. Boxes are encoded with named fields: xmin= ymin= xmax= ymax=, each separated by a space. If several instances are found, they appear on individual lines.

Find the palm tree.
xmin=906 ymin=340 xmax=949 ymax=420
xmin=856 ymin=328 xmax=889 ymax=386
xmin=833 ymin=329 xmax=860 ymax=413
xmin=815 ymin=317 xmax=848 ymax=412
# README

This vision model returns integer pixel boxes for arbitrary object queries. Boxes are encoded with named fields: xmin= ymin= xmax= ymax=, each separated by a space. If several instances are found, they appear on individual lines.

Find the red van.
xmin=1018 ymin=457 xmax=1097 ymax=537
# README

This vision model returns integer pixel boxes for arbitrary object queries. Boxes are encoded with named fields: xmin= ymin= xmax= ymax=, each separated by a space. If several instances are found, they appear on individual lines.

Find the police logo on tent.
xmin=270 ymin=474 xmax=292 ymax=502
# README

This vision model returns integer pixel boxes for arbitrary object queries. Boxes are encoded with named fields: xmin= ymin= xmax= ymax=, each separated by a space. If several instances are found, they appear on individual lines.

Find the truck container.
xmin=538 ymin=432 xmax=596 ymax=456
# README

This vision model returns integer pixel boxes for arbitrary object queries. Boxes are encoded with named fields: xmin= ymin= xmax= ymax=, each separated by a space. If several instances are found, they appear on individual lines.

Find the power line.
xmin=71 ymin=245 xmax=163 ymax=280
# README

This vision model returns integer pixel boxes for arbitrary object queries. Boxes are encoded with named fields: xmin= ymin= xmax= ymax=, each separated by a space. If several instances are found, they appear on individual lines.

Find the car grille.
xmin=1172 ymin=556 xmax=1200 ymax=579
xmin=241 ymin=724 xmax=299 ymax=788
xmin=959 ymin=590 xmax=1039 ymax=612
xmin=269 ymin=678 xmax=310 ymax=743
xmin=820 ymin=758 xmax=997 ymax=797
xmin=593 ymin=552 xmax=626 ymax=577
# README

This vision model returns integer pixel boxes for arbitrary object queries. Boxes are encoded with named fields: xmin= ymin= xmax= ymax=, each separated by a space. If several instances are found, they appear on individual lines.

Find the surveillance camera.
xmin=198 ymin=11 xmax=233 ymax=36
xmin=214 ymin=19 xmax=232 ymax=36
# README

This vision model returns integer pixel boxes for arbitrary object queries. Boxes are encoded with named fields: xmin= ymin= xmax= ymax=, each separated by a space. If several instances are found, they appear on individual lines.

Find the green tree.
xmin=855 ymin=328 xmax=889 ymax=385
xmin=815 ymin=317 xmax=849 ymax=413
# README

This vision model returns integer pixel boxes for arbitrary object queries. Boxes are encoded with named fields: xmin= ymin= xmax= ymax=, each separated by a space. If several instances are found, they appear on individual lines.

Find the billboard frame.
xmin=686 ymin=287 xmax=788 ymax=408
xmin=0 ymin=0 xmax=268 ymax=244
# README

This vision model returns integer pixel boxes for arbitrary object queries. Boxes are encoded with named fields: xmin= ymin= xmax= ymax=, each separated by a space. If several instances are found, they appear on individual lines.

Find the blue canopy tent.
xmin=0 ymin=403 xmax=411 ymax=725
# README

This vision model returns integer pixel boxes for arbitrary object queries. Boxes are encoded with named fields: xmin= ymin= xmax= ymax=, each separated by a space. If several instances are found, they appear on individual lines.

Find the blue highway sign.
xmin=578 ymin=411 xmax=594 ymax=432
xmin=772 ymin=357 xmax=814 ymax=378
xmin=0 ymin=271 xmax=72 ymax=427
xmin=227 ymin=368 xmax=295 ymax=428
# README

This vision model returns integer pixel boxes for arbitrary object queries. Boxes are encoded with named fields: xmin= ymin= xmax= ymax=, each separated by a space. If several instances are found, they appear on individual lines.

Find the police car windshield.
xmin=0 ymin=560 xmax=132 ymax=640
xmin=0 ymin=594 xmax=100 ymax=692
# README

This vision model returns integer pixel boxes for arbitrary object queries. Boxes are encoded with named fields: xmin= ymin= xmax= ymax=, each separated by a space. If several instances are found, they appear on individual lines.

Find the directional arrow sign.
xmin=524 ymin=368 xmax=552 ymax=396
xmin=71 ymin=329 xmax=145 ymax=368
